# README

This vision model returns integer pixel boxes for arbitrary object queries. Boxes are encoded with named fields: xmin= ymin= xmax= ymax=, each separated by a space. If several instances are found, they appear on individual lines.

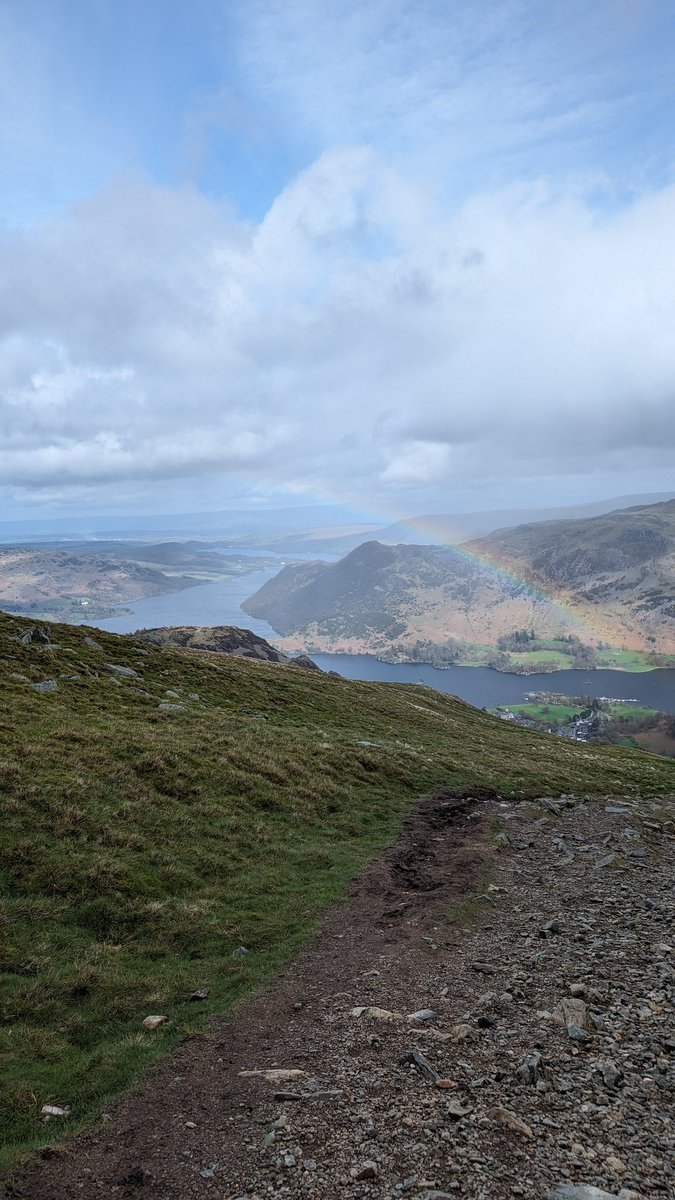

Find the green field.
xmin=500 ymin=701 xmax=661 ymax=724
xmin=1 ymin=612 xmax=674 ymax=1171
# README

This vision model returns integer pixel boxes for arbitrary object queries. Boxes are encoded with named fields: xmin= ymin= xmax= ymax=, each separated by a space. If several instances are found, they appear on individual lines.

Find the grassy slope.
xmin=1 ymin=612 xmax=674 ymax=1169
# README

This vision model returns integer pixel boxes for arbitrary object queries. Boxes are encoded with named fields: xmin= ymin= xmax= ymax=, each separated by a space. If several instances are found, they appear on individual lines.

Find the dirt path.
xmin=7 ymin=791 xmax=674 ymax=1200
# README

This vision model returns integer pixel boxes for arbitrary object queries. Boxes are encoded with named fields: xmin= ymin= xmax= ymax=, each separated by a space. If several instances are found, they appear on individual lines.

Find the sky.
xmin=1 ymin=0 xmax=675 ymax=525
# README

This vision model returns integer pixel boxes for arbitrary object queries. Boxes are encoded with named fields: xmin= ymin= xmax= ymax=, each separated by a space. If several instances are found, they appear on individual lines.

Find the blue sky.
xmin=1 ymin=0 xmax=675 ymax=520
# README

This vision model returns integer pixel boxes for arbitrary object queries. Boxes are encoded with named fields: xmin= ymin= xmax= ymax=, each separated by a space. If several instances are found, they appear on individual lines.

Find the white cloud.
xmin=1 ymin=0 xmax=675 ymax=514
xmin=1 ymin=157 xmax=675 ymax=505
xmin=380 ymin=442 xmax=453 ymax=485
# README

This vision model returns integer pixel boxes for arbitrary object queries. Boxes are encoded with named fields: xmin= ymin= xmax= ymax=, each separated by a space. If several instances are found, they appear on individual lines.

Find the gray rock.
xmin=539 ymin=920 xmax=562 ymax=936
xmin=568 ymin=1023 xmax=591 ymax=1041
xmin=232 ymin=946 xmax=249 ymax=958
xmin=158 ymin=702 xmax=186 ymax=713
xmin=103 ymin=663 xmax=139 ymax=679
xmin=83 ymin=636 xmax=101 ymax=650
xmin=32 ymin=680 xmax=58 ymax=694
xmin=547 ymin=1187 xmax=621 ymax=1200
xmin=352 ymin=1161 xmax=378 ymax=1180
xmin=553 ymin=997 xmax=590 ymax=1031
xmin=515 ymin=1052 xmax=543 ymax=1085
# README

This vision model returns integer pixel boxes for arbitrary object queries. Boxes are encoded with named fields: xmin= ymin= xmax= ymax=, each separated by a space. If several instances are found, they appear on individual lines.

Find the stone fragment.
xmin=232 ymin=946 xmax=249 ymax=957
xmin=142 ymin=1015 xmax=168 ymax=1030
xmin=408 ymin=1009 xmax=438 ymax=1022
xmin=351 ymin=1161 xmax=378 ymax=1180
xmin=40 ymin=1104 xmax=70 ymax=1120
xmin=515 ymin=1052 xmax=543 ymax=1085
xmin=239 ymin=1069 xmax=306 ymax=1082
xmin=32 ymin=680 xmax=58 ymax=694
xmin=401 ymin=1049 xmax=440 ymax=1083
xmin=158 ymin=702 xmax=185 ymax=712
xmin=103 ymin=663 xmax=139 ymax=678
xmin=568 ymin=1023 xmax=591 ymax=1042
xmin=471 ymin=961 xmax=498 ymax=974
xmin=488 ymin=1106 xmax=533 ymax=1137
xmin=445 ymin=1098 xmax=472 ymax=1119
xmin=547 ymin=1187 xmax=622 ymax=1200
xmin=351 ymin=1005 xmax=399 ymax=1021
xmin=539 ymin=920 xmax=562 ymax=937
xmin=553 ymin=997 xmax=590 ymax=1032
xmin=189 ymin=988 xmax=209 ymax=1001
xmin=449 ymin=1023 xmax=473 ymax=1042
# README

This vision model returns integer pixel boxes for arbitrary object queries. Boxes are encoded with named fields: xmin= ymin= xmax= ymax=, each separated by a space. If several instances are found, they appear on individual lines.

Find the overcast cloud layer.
xmin=1 ymin=0 xmax=675 ymax=519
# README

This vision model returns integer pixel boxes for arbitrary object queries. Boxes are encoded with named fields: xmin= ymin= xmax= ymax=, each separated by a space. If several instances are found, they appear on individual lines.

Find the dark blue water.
xmin=311 ymin=654 xmax=675 ymax=714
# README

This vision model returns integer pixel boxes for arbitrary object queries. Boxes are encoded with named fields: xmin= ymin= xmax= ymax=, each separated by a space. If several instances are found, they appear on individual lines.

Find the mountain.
xmin=2 ymin=607 xmax=673 ymax=1173
xmin=0 ymin=545 xmax=204 ymax=621
xmin=243 ymin=499 xmax=675 ymax=666
xmin=372 ymin=492 xmax=675 ymax=548
xmin=0 ymin=544 xmax=277 ymax=622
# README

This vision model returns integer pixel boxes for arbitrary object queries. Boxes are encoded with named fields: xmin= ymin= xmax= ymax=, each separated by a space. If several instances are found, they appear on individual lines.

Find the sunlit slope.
xmin=1 ymin=611 xmax=673 ymax=1168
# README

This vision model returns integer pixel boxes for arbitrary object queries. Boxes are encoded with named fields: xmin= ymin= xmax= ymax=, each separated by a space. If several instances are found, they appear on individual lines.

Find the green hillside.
xmin=1 ymin=611 xmax=673 ymax=1170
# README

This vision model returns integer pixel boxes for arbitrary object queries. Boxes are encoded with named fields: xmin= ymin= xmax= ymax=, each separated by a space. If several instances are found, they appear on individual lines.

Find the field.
xmin=1 ymin=611 xmax=674 ymax=1171
xmin=505 ymin=701 xmax=661 ymax=724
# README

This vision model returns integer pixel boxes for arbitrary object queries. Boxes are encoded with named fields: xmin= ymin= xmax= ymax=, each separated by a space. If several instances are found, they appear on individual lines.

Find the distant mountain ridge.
xmin=243 ymin=499 xmax=675 ymax=664
xmin=240 ymin=492 xmax=675 ymax=554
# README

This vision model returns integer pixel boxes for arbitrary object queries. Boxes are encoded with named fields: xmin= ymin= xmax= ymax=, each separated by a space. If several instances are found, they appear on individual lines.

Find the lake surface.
xmin=310 ymin=655 xmax=675 ymax=714
xmin=86 ymin=571 xmax=675 ymax=714
xmin=89 ymin=568 xmax=281 ymax=640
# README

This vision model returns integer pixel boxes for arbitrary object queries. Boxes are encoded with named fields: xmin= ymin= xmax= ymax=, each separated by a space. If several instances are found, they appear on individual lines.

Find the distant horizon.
xmin=1 ymin=488 xmax=674 ymax=542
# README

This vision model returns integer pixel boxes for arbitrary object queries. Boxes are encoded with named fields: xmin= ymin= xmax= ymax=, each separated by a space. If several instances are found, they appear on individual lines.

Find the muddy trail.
xmin=7 ymin=790 xmax=674 ymax=1200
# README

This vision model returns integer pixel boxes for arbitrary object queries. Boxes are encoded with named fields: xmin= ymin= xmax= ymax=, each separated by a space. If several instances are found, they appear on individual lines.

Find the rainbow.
xmin=249 ymin=487 xmax=620 ymax=647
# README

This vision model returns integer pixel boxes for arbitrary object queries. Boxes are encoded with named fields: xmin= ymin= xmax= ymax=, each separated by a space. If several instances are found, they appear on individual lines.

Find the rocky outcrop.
xmin=135 ymin=624 xmax=320 ymax=669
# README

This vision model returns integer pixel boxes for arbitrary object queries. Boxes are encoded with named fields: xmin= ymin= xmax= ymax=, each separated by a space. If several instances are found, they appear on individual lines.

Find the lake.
xmin=90 ymin=568 xmax=281 ymax=641
xmin=87 ymin=572 xmax=675 ymax=715
xmin=310 ymin=654 xmax=675 ymax=715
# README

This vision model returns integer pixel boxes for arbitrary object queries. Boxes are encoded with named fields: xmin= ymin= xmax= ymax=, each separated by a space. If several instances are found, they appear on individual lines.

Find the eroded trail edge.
xmin=10 ymin=791 xmax=675 ymax=1200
